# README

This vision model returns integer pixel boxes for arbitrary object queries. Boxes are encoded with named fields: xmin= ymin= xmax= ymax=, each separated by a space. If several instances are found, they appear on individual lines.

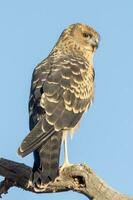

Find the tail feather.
xmin=18 ymin=115 xmax=62 ymax=185
xmin=18 ymin=117 xmax=55 ymax=157
xmin=32 ymin=132 xmax=62 ymax=184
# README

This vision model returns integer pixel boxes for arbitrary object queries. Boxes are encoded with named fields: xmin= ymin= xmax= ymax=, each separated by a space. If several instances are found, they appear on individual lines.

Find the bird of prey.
xmin=18 ymin=23 xmax=99 ymax=188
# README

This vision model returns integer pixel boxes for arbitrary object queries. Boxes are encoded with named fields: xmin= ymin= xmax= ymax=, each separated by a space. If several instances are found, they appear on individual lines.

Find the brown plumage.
xmin=18 ymin=23 xmax=99 ymax=188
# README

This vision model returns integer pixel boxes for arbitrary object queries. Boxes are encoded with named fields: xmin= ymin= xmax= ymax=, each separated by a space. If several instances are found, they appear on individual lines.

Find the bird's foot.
xmin=60 ymin=161 xmax=73 ymax=174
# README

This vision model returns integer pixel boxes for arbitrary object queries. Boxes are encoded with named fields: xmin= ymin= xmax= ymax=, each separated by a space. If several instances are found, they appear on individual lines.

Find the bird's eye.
xmin=82 ymin=32 xmax=91 ymax=38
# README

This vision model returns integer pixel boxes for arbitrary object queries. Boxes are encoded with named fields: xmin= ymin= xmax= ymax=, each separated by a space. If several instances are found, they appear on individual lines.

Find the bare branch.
xmin=0 ymin=158 xmax=132 ymax=200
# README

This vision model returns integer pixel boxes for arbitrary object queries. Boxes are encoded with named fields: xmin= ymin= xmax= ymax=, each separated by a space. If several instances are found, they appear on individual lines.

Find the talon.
xmin=60 ymin=162 xmax=73 ymax=174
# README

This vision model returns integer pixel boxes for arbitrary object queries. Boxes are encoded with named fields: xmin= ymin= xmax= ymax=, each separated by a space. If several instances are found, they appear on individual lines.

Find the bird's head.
xmin=69 ymin=23 xmax=99 ymax=50
xmin=56 ymin=23 xmax=100 ymax=60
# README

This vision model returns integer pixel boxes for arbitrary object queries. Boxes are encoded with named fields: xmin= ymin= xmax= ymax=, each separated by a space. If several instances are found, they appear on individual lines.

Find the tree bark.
xmin=0 ymin=158 xmax=132 ymax=200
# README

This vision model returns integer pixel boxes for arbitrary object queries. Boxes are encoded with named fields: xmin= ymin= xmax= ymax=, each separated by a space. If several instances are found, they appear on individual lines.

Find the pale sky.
xmin=0 ymin=1 xmax=133 ymax=199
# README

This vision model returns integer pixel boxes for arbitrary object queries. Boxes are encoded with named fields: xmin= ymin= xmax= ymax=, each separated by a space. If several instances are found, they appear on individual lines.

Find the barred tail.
xmin=32 ymin=132 xmax=62 ymax=184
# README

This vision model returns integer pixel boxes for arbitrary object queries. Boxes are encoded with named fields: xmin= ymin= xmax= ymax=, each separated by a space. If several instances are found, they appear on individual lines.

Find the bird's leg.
xmin=64 ymin=133 xmax=70 ymax=166
xmin=60 ymin=132 xmax=72 ymax=174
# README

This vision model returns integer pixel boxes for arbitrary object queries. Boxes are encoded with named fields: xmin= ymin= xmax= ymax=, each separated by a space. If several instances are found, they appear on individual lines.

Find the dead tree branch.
xmin=0 ymin=158 xmax=132 ymax=200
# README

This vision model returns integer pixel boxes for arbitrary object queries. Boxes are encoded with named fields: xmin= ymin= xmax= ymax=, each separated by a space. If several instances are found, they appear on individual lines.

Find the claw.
xmin=60 ymin=162 xmax=73 ymax=174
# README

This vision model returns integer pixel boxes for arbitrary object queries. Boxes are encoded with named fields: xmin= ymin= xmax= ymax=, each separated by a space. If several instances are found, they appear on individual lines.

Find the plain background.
xmin=0 ymin=1 xmax=133 ymax=199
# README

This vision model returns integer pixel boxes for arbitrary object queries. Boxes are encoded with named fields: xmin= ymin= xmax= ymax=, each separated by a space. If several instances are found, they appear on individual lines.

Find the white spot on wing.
xmin=41 ymin=123 xmax=45 ymax=132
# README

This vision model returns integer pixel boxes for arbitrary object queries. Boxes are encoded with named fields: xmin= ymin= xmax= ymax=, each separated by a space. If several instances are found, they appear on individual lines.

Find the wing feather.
xmin=19 ymin=55 xmax=94 ymax=156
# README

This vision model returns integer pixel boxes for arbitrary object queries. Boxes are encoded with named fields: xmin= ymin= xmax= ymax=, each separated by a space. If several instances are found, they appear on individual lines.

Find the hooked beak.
xmin=90 ymin=37 xmax=99 ymax=49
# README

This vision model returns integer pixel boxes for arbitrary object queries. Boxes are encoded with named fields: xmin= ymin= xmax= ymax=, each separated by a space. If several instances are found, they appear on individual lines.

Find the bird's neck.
xmin=50 ymin=37 xmax=94 ymax=66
